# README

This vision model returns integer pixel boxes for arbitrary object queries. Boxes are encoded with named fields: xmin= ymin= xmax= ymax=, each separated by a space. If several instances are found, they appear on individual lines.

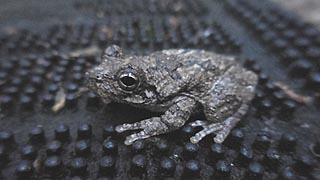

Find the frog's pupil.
xmin=120 ymin=76 xmax=136 ymax=87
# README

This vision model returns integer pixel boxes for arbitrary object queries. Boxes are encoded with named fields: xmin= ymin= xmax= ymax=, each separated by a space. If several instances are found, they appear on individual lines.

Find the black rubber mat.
xmin=0 ymin=0 xmax=319 ymax=179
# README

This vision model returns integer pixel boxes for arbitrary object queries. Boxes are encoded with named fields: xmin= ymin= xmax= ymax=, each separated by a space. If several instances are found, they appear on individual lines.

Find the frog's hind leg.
xmin=189 ymin=103 xmax=249 ymax=144
xmin=213 ymin=103 xmax=248 ymax=143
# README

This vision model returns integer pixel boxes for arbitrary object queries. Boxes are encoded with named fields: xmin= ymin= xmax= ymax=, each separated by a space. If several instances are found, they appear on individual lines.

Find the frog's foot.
xmin=189 ymin=120 xmax=224 ymax=144
xmin=190 ymin=104 xmax=249 ymax=144
xmin=115 ymin=117 xmax=169 ymax=145
xmin=212 ymin=117 xmax=239 ymax=144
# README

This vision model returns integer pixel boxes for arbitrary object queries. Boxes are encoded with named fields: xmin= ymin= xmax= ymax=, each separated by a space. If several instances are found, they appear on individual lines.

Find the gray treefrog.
xmin=86 ymin=45 xmax=258 ymax=145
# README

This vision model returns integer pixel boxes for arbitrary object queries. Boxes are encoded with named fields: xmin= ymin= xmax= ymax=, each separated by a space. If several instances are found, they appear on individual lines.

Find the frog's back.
xmin=149 ymin=49 xmax=237 ymax=76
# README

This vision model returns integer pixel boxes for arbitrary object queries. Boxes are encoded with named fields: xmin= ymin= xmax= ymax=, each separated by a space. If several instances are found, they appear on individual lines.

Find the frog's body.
xmin=86 ymin=45 xmax=258 ymax=145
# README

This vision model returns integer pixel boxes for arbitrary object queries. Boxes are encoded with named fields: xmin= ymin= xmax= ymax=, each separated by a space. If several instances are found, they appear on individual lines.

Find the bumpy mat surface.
xmin=0 ymin=0 xmax=320 ymax=179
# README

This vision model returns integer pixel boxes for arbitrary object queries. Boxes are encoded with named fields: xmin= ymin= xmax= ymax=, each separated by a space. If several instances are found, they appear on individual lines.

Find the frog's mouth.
xmin=123 ymin=95 xmax=146 ymax=104
xmin=95 ymin=83 xmax=113 ymax=104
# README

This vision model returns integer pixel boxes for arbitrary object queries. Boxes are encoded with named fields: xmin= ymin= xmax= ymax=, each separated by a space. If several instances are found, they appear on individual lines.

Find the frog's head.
xmin=86 ymin=45 xmax=159 ymax=105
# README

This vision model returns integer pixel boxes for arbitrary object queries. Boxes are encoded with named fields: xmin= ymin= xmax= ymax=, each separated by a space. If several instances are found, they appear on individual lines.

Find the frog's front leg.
xmin=115 ymin=96 xmax=196 ymax=145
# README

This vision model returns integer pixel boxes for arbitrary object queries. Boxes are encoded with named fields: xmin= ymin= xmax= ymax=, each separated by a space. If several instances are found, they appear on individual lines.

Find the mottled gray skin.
xmin=86 ymin=45 xmax=258 ymax=145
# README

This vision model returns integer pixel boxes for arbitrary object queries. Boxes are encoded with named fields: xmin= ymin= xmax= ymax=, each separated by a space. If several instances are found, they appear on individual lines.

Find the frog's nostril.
xmin=95 ymin=74 xmax=103 ymax=83
xmin=96 ymin=73 xmax=103 ymax=79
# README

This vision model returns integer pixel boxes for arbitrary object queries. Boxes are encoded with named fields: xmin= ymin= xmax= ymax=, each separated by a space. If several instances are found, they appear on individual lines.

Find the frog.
xmin=86 ymin=45 xmax=258 ymax=145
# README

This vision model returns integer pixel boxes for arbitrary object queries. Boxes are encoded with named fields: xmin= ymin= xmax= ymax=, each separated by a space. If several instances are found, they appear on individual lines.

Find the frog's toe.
xmin=213 ymin=116 xmax=240 ymax=144
xmin=115 ymin=125 xmax=127 ymax=132
xmin=214 ymin=127 xmax=232 ymax=144
xmin=189 ymin=120 xmax=208 ymax=129
xmin=190 ymin=129 xmax=213 ymax=143
xmin=214 ymin=132 xmax=227 ymax=144
xmin=115 ymin=121 xmax=146 ymax=133
xmin=189 ymin=122 xmax=224 ymax=144
xmin=124 ymin=130 xmax=150 ymax=145
xmin=115 ymin=124 xmax=135 ymax=132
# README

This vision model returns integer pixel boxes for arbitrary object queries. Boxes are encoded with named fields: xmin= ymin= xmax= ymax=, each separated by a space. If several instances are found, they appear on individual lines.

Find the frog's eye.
xmin=118 ymin=72 xmax=140 ymax=91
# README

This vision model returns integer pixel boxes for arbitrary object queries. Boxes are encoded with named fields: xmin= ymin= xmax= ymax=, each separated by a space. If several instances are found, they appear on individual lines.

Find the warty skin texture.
xmin=86 ymin=45 xmax=258 ymax=145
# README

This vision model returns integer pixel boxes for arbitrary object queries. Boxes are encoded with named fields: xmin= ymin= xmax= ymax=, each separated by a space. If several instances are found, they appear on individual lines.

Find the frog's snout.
xmin=86 ymin=69 xmax=103 ymax=83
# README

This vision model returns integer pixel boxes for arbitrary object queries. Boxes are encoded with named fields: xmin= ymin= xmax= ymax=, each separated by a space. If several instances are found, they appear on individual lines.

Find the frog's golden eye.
xmin=118 ymin=72 xmax=140 ymax=91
